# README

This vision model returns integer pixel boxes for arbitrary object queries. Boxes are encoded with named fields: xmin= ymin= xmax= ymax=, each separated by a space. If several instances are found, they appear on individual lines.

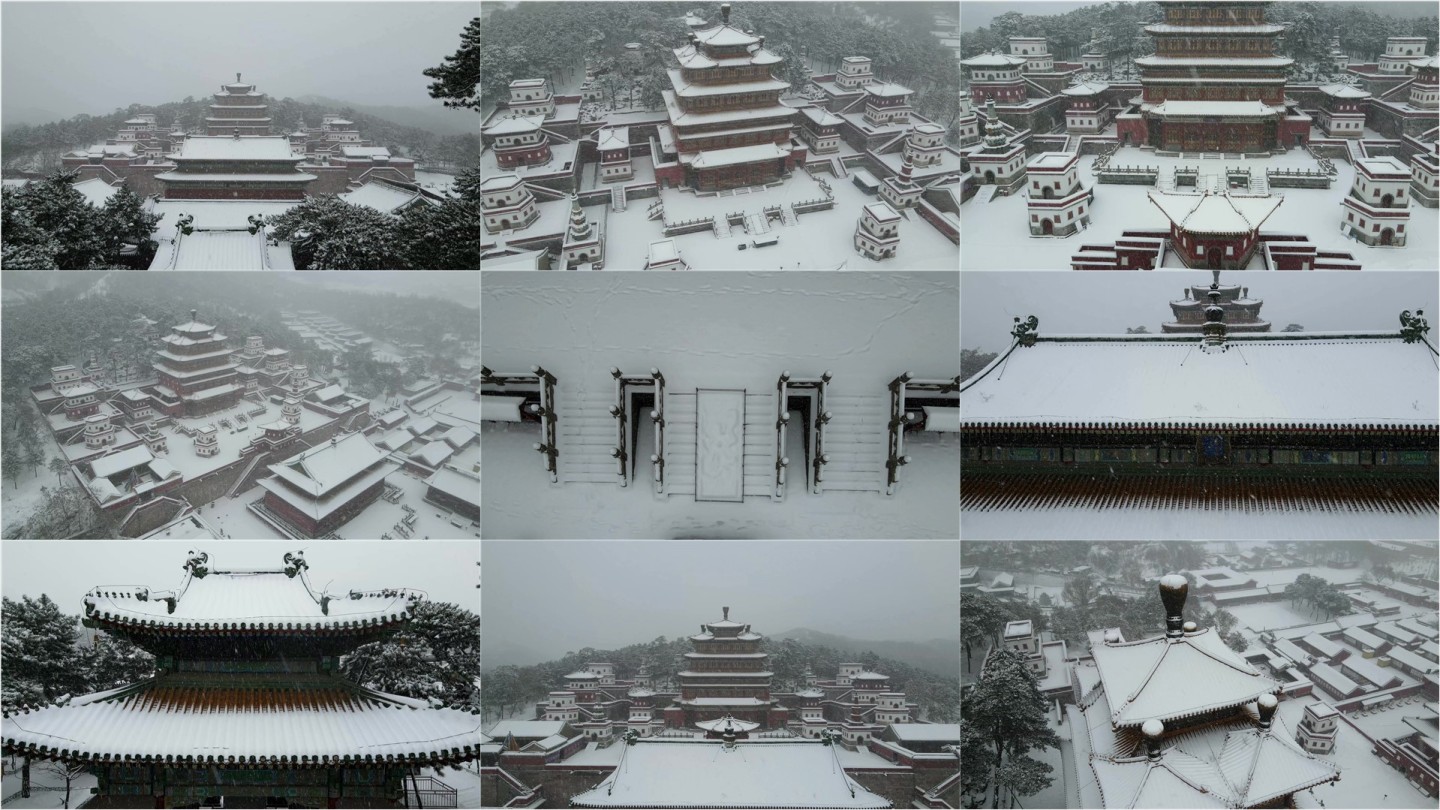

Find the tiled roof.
xmin=1091 ymin=628 xmax=1277 ymax=727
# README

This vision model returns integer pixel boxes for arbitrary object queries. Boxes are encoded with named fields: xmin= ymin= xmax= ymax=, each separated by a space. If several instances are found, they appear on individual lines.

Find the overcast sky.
xmin=482 ymin=541 xmax=959 ymax=663
xmin=1 ymin=2 xmax=476 ymax=124
xmin=285 ymin=271 xmax=480 ymax=308
xmin=962 ymin=0 xmax=1437 ymax=31
xmin=2 ymin=541 xmax=479 ymax=617
xmin=963 ymin=271 xmax=1439 ymax=354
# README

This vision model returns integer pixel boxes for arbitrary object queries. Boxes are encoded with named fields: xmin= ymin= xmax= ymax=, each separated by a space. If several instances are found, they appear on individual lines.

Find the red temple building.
xmin=155 ymin=133 xmax=314 ymax=201
xmin=146 ymin=309 xmax=242 ymax=418
xmin=660 ymin=3 xmax=802 ymax=191
xmin=1121 ymin=1 xmax=1307 ymax=152
xmin=1147 ymin=189 xmax=1283 ymax=269
xmin=254 ymin=431 xmax=401 ymax=538
xmin=0 ymin=550 xmax=481 ymax=807
xmin=669 ymin=607 xmax=786 ymax=729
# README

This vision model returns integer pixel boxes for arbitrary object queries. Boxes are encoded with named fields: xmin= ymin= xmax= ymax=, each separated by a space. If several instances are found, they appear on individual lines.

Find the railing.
xmin=775 ymin=370 xmax=832 ymax=498
xmin=886 ymin=372 xmax=961 ymax=496
xmin=609 ymin=367 xmax=666 ymax=493
xmin=406 ymin=774 xmax=458 ymax=808
xmin=482 ymin=365 xmax=559 ymax=483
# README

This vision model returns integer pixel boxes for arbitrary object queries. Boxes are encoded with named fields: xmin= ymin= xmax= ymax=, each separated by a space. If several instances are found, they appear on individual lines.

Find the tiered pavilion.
xmin=0 ymin=550 xmax=481 ymax=808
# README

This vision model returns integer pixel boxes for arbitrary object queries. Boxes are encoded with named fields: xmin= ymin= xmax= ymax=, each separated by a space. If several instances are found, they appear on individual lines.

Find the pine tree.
xmin=424 ymin=17 xmax=481 ymax=111
xmin=0 ymin=595 xmax=90 ymax=709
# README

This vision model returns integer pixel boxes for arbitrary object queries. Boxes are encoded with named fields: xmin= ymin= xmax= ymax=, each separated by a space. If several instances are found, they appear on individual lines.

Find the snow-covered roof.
xmin=1149 ymin=100 xmax=1279 ymax=118
xmin=1143 ymin=23 xmax=1285 ymax=35
xmin=1342 ymin=626 xmax=1388 ymax=649
xmin=409 ymin=441 xmax=454 ymax=469
xmin=266 ymin=432 xmax=391 ymax=498
xmin=1147 ymin=190 xmax=1282 ymax=235
xmin=1062 ymin=81 xmax=1110 ymax=96
xmin=852 ymin=672 xmax=889 ymax=681
xmin=798 ymin=106 xmax=844 ymax=127
xmin=1412 ymin=55 xmax=1439 ymax=69
xmin=1319 ymin=83 xmax=1371 ymax=99
xmin=693 ymin=24 xmax=759 ymax=47
xmin=313 ymin=383 xmax=345 ymax=401
xmin=154 ymin=172 xmax=316 ymax=183
xmin=1136 ymin=55 xmax=1293 ymax=67
xmin=1340 ymin=654 xmax=1400 ymax=688
xmin=863 ymin=82 xmax=913 ymax=98
xmin=171 ymin=135 xmax=301 ymax=161
xmin=1307 ymin=662 xmax=1360 ymax=695
xmin=962 ymin=53 xmax=1028 ymax=68
xmin=0 ymin=677 xmax=479 ymax=765
xmin=1091 ymin=627 xmax=1277 ymax=727
xmin=483 ymin=115 xmax=544 ymax=136
xmin=480 ymin=174 xmax=523 ymax=191
xmin=663 ymin=90 xmax=794 ymax=127
xmin=597 ymin=127 xmax=630 ymax=151
xmin=888 ymin=724 xmax=958 ymax=743
xmin=91 ymin=445 xmax=155 ymax=478
xmin=667 ymin=69 xmax=787 ymax=98
xmin=694 ymin=715 xmax=760 ymax=733
xmin=864 ymin=202 xmax=900 ymax=222
xmin=486 ymin=720 xmax=566 ymax=739
xmin=1299 ymin=634 xmax=1345 ymax=659
xmin=569 ymin=740 xmax=892 ymax=808
xmin=406 ymin=416 xmax=439 ymax=436
xmin=672 ymin=43 xmax=782 ymax=69
xmin=564 ymin=670 xmax=599 ymax=680
xmin=339 ymin=146 xmax=392 ymax=159
xmin=425 ymin=465 xmax=479 ymax=508
xmin=688 ymin=141 xmax=790 ymax=169
xmin=1029 ymin=152 xmax=1077 ymax=171
xmin=84 ymin=565 xmax=423 ymax=630
xmin=437 ymin=425 xmax=477 ymax=449
xmin=962 ymin=333 xmax=1438 ymax=428
xmin=71 ymin=177 xmax=121 ymax=207
xmin=1357 ymin=156 xmax=1411 ymax=177
xmin=1387 ymin=646 xmax=1440 ymax=674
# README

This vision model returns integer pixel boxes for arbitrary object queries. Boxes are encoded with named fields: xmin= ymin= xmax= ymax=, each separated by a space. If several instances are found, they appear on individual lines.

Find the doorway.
xmin=984 ymin=170 xmax=995 ymax=184
xmin=1042 ymin=187 xmax=1054 ymax=199
xmin=1207 ymin=247 xmax=1222 ymax=268
xmin=1042 ymin=219 xmax=1053 ymax=235
xmin=1381 ymin=193 xmax=1394 ymax=207
xmin=1380 ymin=227 xmax=1394 ymax=245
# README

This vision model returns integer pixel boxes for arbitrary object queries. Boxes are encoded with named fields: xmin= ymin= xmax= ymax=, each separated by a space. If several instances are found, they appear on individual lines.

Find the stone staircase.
xmin=713 ymin=215 xmax=731 ymax=238
xmin=781 ymin=205 xmax=797 ymax=226
xmin=610 ymin=185 xmax=626 ymax=212
xmin=971 ymin=185 xmax=998 ymax=204
xmin=746 ymin=213 xmax=771 ymax=235
xmin=817 ymin=394 xmax=887 ymax=493
xmin=663 ymin=391 xmax=774 ymax=499
xmin=556 ymin=391 xmax=621 ymax=484
xmin=1250 ymin=171 xmax=1269 ymax=195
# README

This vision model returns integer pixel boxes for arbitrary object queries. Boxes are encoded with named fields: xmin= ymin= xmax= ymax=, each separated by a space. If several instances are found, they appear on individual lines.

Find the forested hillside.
xmin=1 ymin=98 xmax=479 ymax=176
xmin=480 ymin=633 xmax=960 ymax=726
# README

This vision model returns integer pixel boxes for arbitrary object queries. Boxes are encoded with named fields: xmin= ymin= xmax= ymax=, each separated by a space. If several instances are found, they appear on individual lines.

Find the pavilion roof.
xmin=692 ymin=24 xmax=759 ymax=48
xmin=1147 ymin=190 xmax=1282 ymax=235
xmin=266 ymin=431 xmax=391 ymax=498
xmin=0 ymin=675 xmax=480 ymax=767
xmin=569 ymin=740 xmax=891 ymax=808
xmin=960 ymin=332 xmax=1439 ymax=429
xmin=170 ymin=135 xmax=301 ymax=161
xmin=82 ymin=557 xmax=424 ymax=631
xmin=1090 ymin=628 xmax=1277 ymax=727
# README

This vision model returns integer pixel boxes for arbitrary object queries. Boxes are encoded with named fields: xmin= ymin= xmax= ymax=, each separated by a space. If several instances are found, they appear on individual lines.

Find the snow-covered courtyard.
xmin=961 ymin=146 xmax=1440 ymax=270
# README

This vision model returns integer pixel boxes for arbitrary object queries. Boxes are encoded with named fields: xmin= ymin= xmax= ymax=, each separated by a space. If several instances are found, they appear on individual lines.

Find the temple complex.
xmin=0 ymin=550 xmax=481 ymax=807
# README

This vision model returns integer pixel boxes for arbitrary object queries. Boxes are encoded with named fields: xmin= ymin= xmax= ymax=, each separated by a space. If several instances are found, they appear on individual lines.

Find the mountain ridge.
xmin=772 ymin=627 xmax=959 ymax=678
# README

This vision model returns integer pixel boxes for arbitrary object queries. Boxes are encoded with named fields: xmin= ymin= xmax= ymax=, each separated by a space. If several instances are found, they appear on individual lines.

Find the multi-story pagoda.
xmin=662 ymin=3 xmax=799 ymax=191
xmin=1162 ymin=276 xmax=1272 ymax=333
xmin=148 ymin=309 xmax=242 ymax=418
xmin=1 ymin=550 xmax=481 ymax=808
xmin=671 ymin=606 xmax=783 ymax=728
xmin=1124 ymin=2 xmax=1301 ymax=152
xmin=206 ymin=73 xmax=273 ymax=136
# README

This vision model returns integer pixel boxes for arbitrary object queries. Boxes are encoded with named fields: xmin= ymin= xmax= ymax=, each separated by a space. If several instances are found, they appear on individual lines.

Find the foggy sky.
xmin=481 ymin=541 xmax=959 ymax=664
xmin=284 ymin=271 xmax=480 ymax=309
xmin=2 ymin=541 xmax=479 ymax=617
xmin=1 ymin=2 xmax=477 ymax=124
xmin=962 ymin=0 xmax=1437 ymax=32
xmin=962 ymin=271 xmax=1439 ymax=354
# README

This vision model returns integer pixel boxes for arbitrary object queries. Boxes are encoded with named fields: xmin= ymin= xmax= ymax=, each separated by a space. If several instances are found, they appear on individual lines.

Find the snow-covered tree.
xmin=396 ymin=195 xmax=480 ymax=270
xmin=341 ymin=601 xmax=479 ymax=708
xmin=424 ymin=17 xmax=481 ymax=111
xmin=83 ymin=633 xmax=155 ymax=690
xmin=265 ymin=196 xmax=408 ymax=270
xmin=0 ymin=595 xmax=90 ymax=711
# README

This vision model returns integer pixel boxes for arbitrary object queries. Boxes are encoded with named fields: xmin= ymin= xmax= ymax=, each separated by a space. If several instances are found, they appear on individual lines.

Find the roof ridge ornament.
xmin=1158 ymin=573 xmax=1188 ymax=638
xmin=1399 ymin=309 xmax=1429 ymax=343
xmin=182 ymin=550 xmax=209 ymax=579
xmin=1202 ymin=271 xmax=1228 ymax=350
xmin=1011 ymin=315 xmax=1039 ymax=347
xmin=283 ymin=551 xmax=309 ymax=579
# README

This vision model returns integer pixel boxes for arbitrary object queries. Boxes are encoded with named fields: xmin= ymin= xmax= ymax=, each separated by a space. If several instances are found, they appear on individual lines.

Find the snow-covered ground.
xmin=596 ymin=167 xmax=957 ymax=270
xmin=0 ymin=437 xmax=73 ymax=537
xmin=413 ymin=170 xmax=457 ymax=195
xmin=962 ymin=506 xmax=1437 ymax=541
xmin=0 ymin=759 xmax=98 ymax=809
xmin=481 ymin=272 xmax=958 ymax=538
xmin=961 ymin=146 xmax=1440 ymax=270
